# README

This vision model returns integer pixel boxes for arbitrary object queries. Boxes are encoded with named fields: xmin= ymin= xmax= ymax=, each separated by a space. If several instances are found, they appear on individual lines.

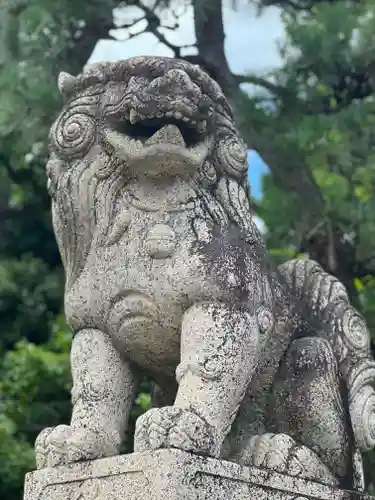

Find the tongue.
xmin=145 ymin=124 xmax=186 ymax=148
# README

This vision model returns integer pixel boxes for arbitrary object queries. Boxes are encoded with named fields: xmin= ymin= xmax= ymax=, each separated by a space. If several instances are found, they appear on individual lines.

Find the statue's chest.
xmin=65 ymin=203 xmax=219 ymax=333
xmin=106 ymin=205 xmax=193 ymax=256
xmin=89 ymin=205 xmax=205 ymax=294
xmin=122 ymin=208 xmax=192 ymax=260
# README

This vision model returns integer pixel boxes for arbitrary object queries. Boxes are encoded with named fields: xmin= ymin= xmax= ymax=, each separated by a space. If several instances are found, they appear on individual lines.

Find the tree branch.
xmin=192 ymin=0 xmax=239 ymax=101
xmin=257 ymin=0 xmax=323 ymax=11
xmin=114 ymin=0 xmax=194 ymax=57
xmin=233 ymin=73 xmax=293 ymax=98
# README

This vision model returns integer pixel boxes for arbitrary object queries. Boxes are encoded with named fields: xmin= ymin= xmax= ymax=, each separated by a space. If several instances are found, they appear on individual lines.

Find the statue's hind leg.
xmin=268 ymin=336 xmax=355 ymax=485
xmin=35 ymin=328 xmax=139 ymax=468
xmin=134 ymin=302 xmax=265 ymax=457
xmin=239 ymin=336 xmax=358 ymax=488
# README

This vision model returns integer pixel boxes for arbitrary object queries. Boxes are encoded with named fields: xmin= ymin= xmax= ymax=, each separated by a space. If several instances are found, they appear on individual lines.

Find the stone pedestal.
xmin=24 ymin=449 xmax=373 ymax=500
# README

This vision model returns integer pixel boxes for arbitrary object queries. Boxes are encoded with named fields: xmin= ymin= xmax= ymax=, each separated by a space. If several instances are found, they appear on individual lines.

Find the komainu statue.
xmin=35 ymin=56 xmax=375 ymax=492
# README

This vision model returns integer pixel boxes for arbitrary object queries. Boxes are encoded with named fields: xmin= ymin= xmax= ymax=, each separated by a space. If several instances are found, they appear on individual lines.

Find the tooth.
xmin=129 ymin=139 xmax=139 ymax=155
xmin=145 ymin=124 xmax=185 ymax=148
xmin=174 ymin=111 xmax=183 ymax=119
xmin=166 ymin=111 xmax=173 ymax=117
xmin=156 ymin=112 xmax=164 ymax=118
xmin=197 ymin=120 xmax=207 ymax=132
xmin=181 ymin=116 xmax=189 ymax=122
xmin=130 ymin=138 xmax=143 ymax=152
xmin=129 ymin=109 xmax=138 ymax=124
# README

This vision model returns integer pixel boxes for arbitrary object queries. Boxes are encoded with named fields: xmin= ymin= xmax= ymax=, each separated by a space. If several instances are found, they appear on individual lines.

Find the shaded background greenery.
xmin=1 ymin=0 xmax=375 ymax=498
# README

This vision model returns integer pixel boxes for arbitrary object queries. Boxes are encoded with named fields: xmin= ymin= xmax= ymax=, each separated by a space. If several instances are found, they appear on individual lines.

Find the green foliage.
xmin=260 ymin=0 xmax=375 ymax=284
xmin=0 ymin=318 xmax=71 ymax=498
xmin=1 ymin=330 xmax=72 ymax=440
xmin=0 ymin=415 xmax=35 ymax=500
xmin=0 ymin=257 xmax=63 ymax=351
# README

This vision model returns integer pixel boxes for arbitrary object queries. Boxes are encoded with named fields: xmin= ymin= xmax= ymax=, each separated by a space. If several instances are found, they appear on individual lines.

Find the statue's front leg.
xmin=35 ymin=328 xmax=139 ymax=468
xmin=134 ymin=303 xmax=263 ymax=457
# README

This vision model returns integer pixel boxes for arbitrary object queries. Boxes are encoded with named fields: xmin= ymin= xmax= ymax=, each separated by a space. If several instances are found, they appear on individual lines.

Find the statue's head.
xmin=47 ymin=56 xmax=249 ymax=184
xmin=46 ymin=56 xmax=259 ymax=288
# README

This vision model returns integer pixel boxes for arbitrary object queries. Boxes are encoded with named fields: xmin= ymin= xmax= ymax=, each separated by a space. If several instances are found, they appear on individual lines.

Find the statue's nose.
xmin=147 ymin=69 xmax=202 ymax=101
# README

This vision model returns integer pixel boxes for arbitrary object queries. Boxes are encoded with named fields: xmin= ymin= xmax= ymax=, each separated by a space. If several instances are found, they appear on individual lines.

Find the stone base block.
xmin=24 ymin=449 xmax=372 ymax=500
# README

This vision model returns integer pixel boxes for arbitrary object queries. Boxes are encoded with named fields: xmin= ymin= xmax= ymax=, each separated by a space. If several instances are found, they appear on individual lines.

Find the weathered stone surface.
xmin=23 ymin=449 xmax=374 ymax=500
xmin=26 ymin=54 xmax=375 ymax=495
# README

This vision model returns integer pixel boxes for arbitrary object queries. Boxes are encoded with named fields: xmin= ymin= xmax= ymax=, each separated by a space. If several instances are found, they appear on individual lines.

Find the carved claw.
xmin=134 ymin=406 xmax=217 ymax=456
xmin=35 ymin=424 xmax=118 ymax=469
xmin=247 ymin=433 xmax=337 ymax=486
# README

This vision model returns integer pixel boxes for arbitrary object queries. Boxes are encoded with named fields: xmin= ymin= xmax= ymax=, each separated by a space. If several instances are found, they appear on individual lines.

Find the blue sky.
xmin=248 ymin=150 xmax=269 ymax=199
xmin=88 ymin=1 xmax=281 ymax=201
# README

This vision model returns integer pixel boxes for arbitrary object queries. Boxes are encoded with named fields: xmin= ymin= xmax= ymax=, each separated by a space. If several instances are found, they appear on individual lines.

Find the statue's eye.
xmin=51 ymin=110 xmax=96 ymax=158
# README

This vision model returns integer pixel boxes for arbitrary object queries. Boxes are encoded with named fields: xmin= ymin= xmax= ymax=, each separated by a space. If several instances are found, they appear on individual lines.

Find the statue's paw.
xmin=35 ymin=425 xmax=117 ymax=469
xmin=134 ymin=407 xmax=179 ymax=451
xmin=166 ymin=408 xmax=218 ymax=455
xmin=35 ymin=427 xmax=56 ymax=469
xmin=248 ymin=433 xmax=337 ymax=486
xmin=134 ymin=406 xmax=218 ymax=456
xmin=248 ymin=433 xmax=295 ymax=471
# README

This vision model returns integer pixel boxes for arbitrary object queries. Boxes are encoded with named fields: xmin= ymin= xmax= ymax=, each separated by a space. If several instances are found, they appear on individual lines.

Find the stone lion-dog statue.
xmin=35 ymin=56 xmax=375 ymax=491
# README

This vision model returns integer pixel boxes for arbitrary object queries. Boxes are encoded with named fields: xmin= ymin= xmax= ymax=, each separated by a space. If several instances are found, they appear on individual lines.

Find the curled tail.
xmin=278 ymin=258 xmax=375 ymax=453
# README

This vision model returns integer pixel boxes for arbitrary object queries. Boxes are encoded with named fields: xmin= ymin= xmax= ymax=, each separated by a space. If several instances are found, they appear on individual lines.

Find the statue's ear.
xmin=57 ymin=71 xmax=77 ymax=100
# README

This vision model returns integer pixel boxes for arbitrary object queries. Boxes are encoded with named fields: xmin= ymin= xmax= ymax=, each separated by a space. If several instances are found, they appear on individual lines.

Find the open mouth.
xmin=115 ymin=115 xmax=203 ymax=148
xmin=103 ymin=110 xmax=211 ymax=173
